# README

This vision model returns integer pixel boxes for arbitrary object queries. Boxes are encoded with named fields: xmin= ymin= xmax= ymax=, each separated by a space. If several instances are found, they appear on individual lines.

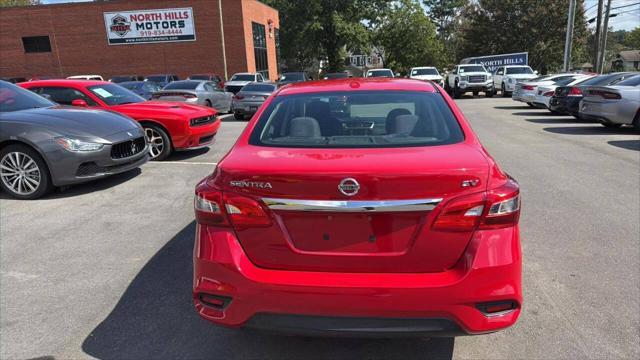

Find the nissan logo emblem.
xmin=338 ymin=178 xmax=360 ymax=196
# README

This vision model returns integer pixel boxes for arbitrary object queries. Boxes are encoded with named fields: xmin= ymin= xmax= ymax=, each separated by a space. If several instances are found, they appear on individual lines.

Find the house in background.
xmin=612 ymin=50 xmax=640 ymax=72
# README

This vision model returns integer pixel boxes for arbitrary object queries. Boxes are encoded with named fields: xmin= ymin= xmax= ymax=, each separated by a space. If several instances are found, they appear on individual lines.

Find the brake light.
xmin=543 ymin=90 xmax=554 ymax=97
xmin=522 ymin=85 xmax=535 ymax=90
xmin=195 ymin=181 xmax=271 ymax=229
xmin=432 ymin=179 xmax=520 ymax=232
xmin=233 ymin=94 xmax=244 ymax=100
xmin=589 ymin=90 xmax=621 ymax=99
xmin=567 ymin=87 xmax=582 ymax=96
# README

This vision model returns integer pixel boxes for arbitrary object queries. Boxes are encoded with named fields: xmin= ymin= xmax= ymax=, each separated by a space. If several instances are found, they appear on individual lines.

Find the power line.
xmin=611 ymin=2 xmax=640 ymax=10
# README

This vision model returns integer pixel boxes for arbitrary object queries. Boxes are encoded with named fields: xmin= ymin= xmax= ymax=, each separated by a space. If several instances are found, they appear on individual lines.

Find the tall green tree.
xmin=422 ymin=0 xmax=468 ymax=41
xmin=372 ymin=0 xmax=445 ymax=74
xmin=457 ymin=0 xmax=590 ymax=73
xmin=624 ymin=28 xmax=640 ymax=49
xmin=263 ymin=0 xmax=390 ymax=73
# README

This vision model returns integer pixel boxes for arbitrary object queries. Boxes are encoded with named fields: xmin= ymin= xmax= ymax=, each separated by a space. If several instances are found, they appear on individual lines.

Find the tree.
xmin=0 ymin=0 xmax=39 ymax=6
xmin=372 ymin=0 xmax=445 ymax=74
xmin=457 ymin=0 xmax=590 ymax=73
xmin=422 ymin=0 xmax=468 ymax=41
xmin=624 ymin=27 xmax=640 ymax=49
xmin=263 ymin=0 xmax=390 ymax=73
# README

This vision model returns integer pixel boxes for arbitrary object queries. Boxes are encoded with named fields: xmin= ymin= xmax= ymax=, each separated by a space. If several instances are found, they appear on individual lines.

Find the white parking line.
xmin=147 ymin=161 xmax=218 ymax=166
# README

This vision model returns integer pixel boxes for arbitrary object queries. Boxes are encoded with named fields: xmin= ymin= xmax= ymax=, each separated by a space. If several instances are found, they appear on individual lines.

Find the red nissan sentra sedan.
xmin=20 ymin=80 xmax=219 ymax=160
xmin=193 ymin=78 xmax=522 ymax=336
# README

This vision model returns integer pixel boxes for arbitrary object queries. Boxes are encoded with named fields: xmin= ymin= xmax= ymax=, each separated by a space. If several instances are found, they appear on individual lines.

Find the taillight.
xmin=567 ymin=87 xmax=582 ymax=96
xmin=522 ymin=85 xmax=535 ymax=90
xmin=195 ymin=181 xmax=271 ymax=229
xmin=432 ymin=179 xmax=520 ymax=232
xmin=589 ymin=90 xmax=621 ymax=99
xmin=233 ymin=94 xmax=244 ymax=100
xmin=543 ymin=90 xmax=554 ymax=97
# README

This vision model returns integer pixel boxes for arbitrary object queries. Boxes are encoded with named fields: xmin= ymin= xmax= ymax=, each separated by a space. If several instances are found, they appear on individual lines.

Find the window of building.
xmin=252 ymin=22 xmax=269 ymax=80
xmin=22 ymin=36 xmax=52 ymax=53
xmin=275 ymin=28 xmax=281 ymax=73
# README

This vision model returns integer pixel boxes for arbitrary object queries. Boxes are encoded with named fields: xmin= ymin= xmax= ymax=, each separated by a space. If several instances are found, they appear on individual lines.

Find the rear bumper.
xmin=193 ymin=225 xmax=522 ymax=336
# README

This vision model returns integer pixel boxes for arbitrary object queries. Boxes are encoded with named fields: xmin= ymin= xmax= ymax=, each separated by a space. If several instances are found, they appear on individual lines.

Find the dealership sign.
xmin=461 ymin=52 xmax=528 ymax=73
xmin=104 ymin=8 xmax=196 ymax=45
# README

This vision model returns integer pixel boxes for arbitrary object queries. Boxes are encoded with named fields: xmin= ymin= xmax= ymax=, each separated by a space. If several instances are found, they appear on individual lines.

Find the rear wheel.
xmin=0 ymin=144 xmax=52 ymax=200
xmin=144 ymin=125 xmax=171 ymax=161
xmin=633 ymin=111 xmax=640 ymax=132
xmin=527 ymin=102 xmax=535 ymax=107
xmin=205 ymin=100 xmax=212 ymax=108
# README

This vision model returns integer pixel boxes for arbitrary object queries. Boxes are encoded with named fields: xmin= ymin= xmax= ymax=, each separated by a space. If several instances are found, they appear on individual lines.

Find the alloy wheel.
xmin=145 ymin=127 xmax=165 ymax=159
xmin=0 ymin=151 xmax=41 ymax=196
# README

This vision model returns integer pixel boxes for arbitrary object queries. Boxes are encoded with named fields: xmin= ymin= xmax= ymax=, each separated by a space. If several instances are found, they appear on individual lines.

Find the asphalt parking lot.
xmin=1 ymin=97 xmax=639 ymax=360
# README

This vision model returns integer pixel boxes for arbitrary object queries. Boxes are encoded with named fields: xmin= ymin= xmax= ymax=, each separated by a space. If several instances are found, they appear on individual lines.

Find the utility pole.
xmin=598 ymin=0 xmax=613 ymax=73
xmin=593 ymin=0 xmax=604 ymax=71
xmin=563 ymin=0 xmax=576 ymax=71
xmin=218 ymin=0 xmax=228 ymax=80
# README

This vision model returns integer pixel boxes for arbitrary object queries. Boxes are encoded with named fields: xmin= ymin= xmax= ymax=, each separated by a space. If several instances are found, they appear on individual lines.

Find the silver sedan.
xmin=579 ymin=75 xmax=640 ymax=130
xmin=152 ymin=80 xmax=233 ymax=113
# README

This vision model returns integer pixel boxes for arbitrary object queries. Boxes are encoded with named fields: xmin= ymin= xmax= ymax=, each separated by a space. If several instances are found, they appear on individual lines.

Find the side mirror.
xmin=534 ymin=70 xmax=539 ymax=75
xmin=71 ymin=99 xmax=88 ymax=107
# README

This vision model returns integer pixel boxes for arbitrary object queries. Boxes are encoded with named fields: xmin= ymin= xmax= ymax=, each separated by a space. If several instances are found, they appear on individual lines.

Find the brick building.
xmin=0 ymin=0 xmax=280 ymax=81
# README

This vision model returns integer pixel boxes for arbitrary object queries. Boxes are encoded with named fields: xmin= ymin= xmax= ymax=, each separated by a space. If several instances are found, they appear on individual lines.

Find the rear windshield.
xmin=189 ymin=75 xmax=210 ymax=80
xmin=242 ymin=84 xmax=276 ymax=92
xmin=506 ymin=67 xmax=533 ymax=75
xmin=617 ymin=75 xmax=640 ymax=87
xmin=163 ymin=81 xmax=200 ymax=90
xmin=281 ymin=73 xmax=305 ymax=81
xmin=249 ymin=91 xmax=464 ymax=148
xmin=325 ymin=73 xmax=349 ymax=79
xmin=146 ymin=76 xmax=167 ymax=82
xmin=412 ymin=68 xmax=439 ymax=76
xmin=368 ymin=70 xmax=393 ymax=77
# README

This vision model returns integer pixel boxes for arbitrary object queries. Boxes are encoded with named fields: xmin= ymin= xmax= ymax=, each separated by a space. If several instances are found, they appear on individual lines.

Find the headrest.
xmin=390 ymin=114 xmax=419 ymax=136
xmin=289 ymin=117 xmax=322 ymax=138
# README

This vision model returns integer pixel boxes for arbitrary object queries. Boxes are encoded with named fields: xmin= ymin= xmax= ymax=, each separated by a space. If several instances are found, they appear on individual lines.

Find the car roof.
xmin=233 ymin=72 xmax=256 ymax=76
xmin=276 ymin=78 xmax=436 ymax=95
xmin=21 ymin=79 xmax=109 ymax=87
xmin=504 ymin=65 xmax=531 ymax=68
xmin=368 ymin=68 xmax=392 ymax=71
xmin=412 ymin=66 xmax=437 ymax=69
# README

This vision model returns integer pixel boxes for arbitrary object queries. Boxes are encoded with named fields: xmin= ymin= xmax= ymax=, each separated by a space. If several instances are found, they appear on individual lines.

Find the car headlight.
xmin=56 ymin=137 xmax=104 ymax=152
xmin=507 ymin=77 xmax=515 ymax=83
xmin=460 ymin=75 xmax=468 ymax=81
xmin=487 ymin=74 xmax=493 ymax=80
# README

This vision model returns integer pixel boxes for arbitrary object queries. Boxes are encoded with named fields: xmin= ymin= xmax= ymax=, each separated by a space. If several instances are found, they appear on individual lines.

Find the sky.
xmin=41 ymin=0 xmax=639 ymax=31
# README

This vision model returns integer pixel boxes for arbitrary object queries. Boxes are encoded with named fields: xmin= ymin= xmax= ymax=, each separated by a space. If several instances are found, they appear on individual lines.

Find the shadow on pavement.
xmin=166 ymin=147 xmax=210 ymax=161
xmin=81 ymin=222 xmax=455 ymax=360
xmin=543 ymin=126 xmax=637 ymax=136
xmin=525 ymin=118 xmax=587 ymax=124
xmin=512 ymin=111 xmax=559 ymax=116
xmin=493 ymin=105 xmax=531 ymax=110
xmin=0 ymin=168 xmax=142 ymax=200
xmin=608 ymin=140 xmax=640 ymax=151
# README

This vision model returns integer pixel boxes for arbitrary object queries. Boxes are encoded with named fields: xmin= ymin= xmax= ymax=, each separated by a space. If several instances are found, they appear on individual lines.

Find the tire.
xmin=485 ymin=90 xmax=494 ymax=98
xmin=527 ymin=102 xmax=535 ymax=108
xmin=550 ymin=109 xmax=563 ymax=115
xmin=472 ymin=91 xmax=479 ymax=97
xmin=234 ymin=113 xmax=244 ymax=120
xmin=453 ymin=81 xmax=461 ymax=99
xmin=602 ymin=122 xmax=622 ymax=128
xmin=144 ymin=124 xmax=172 ymax=161
xmin=633 ymin=111 xmax=640 ymax=132
xmin=0 ymin=144 xmax=53 ymax=200
xmin=205 ymin=100 xmax=212 ymax=108
xmin=501 ymin=83 xmax=509 ymax=97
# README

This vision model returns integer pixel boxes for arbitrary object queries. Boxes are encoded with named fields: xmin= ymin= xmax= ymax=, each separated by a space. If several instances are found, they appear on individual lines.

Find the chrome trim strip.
xmin=262 ymin=198 xmax=443 ymax=212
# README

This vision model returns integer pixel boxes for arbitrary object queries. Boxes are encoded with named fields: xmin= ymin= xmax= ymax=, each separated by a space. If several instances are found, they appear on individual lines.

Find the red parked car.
xmin=20 ymin=80 xmax=220 ymax=160
xmin=193 ymin=78 xmax=522 ymax=336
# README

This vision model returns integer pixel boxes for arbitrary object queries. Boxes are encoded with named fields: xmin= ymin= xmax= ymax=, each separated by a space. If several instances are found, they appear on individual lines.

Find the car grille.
xmin=225 ymin=85 xmax=243 ymax=94
xmin=190 ymin=115 xmax=216 ymax=127
xmin=76 ymin=159 xmax=142 ymax=177
xmin=110 ymin=137 xmax=146 ymax=159
xmin=468 ymin=75 xmax=486 ymax=83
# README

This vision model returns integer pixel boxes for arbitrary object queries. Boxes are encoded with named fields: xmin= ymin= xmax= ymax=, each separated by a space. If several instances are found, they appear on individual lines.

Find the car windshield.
xmin=163 ymin=81 xmax=200 ymax=90
xmin=231 ymin=74 xmax=256 ymax=81
xmin=412 ymin=68 xmax=439 ymax=75
xmin=368 ymin=70 xmax=393 ymax=77
xmin=87 ymin=84 xmax=145 ymax=105
xmin=617 ymin=75 xmax=640 ymax=87
xmin=189 ymin=75 xmax=210 ymax=80
xmin=459 ymin=66 xmax=485 ymax=73
xmin=249 ymin=91 xmax=464 ymax=148
xmin=281 ymin=73 xmax=305 ymax=81
xmin=325 ymin=73 xmax=349 ymax=79
xmin=242 ymin=84 xmax=276 ymax=92
xmin=506 ymin=67 xmax=534 ymax=75
xmin=146 ymin=76 xmax=168 ymax=83
xmin=119 ymin=82 xmax=143 ymax=90
xmin=0 ymin=81 xmax=55 ymax=112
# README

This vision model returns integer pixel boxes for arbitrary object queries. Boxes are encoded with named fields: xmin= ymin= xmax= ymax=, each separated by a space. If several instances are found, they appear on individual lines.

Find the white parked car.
xmin=445 ymin=64 xmax=493 ymax=98
xmin=224 ymin=72 xmax=265 ymax=94
xmin=365 ymin=68 xmax=394 ymax=78
xmin=409 ymin=67 xmax=443 ymax=86
xmin=66 ymin=75 xmax=104 ymax=81
xmin=532 ymin=75 xmax=594 ymax=110
xmin=512 ymin=73 xmax=581 ymax=107
xmin=492 ymin=65 xmax=538 ymax=97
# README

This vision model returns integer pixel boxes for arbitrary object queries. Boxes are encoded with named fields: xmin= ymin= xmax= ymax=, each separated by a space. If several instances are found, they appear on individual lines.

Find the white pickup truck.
xmin=492 ymin=65 xmax=538 ymax=97
xmin=445 ymin=64 xmax=493 ymax=98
